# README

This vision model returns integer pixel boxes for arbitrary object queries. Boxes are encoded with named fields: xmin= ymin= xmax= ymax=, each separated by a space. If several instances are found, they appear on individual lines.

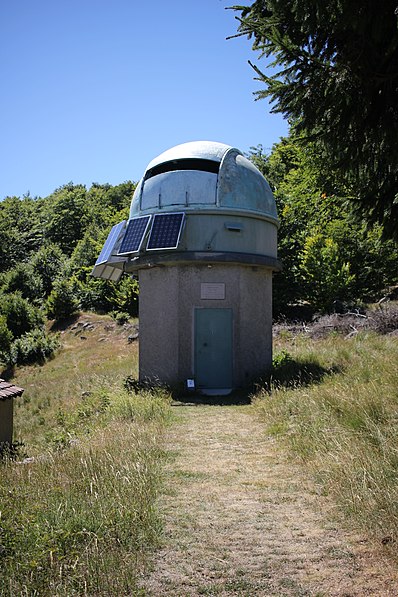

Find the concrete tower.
xmin=92 ymin=141 xmax=280 ymax=394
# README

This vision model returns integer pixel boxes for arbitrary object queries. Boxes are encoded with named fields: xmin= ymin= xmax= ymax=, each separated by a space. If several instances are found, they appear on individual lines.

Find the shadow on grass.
xmin=257 ymin=358 xmax=342 ymax=393
xmin=124 ymin=376 xmax=252 ymax=406
xmin=170 ymin=389 xmax=252 ymax=407
xmin=123 ymin=357 xmax=342 ymax=407
xmin=49 ymin=313 xmax=81 ymax=332
xmin=170 ymin=358 xmax=342 ymax=405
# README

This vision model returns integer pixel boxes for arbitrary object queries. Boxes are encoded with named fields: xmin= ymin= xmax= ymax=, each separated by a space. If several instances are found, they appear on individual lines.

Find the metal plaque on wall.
xmin=200 ymin=283 xmax=225 ymax=300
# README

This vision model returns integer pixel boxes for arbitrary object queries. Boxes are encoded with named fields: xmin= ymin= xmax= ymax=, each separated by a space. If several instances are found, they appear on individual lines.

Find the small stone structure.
xmin=93 ymin=141 xmax=280 ymax=394
xmin=0 ymin=379 xmax=24 ymax=445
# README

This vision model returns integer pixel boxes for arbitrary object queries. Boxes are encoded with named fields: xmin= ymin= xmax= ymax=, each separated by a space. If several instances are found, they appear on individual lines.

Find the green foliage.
xmin=352 ymin=226 xmax=398 ymax=299
xmin=84 ymin=181 xmax=133 ymax=228
xmin=102 ymin=181 xmax=135 ymax=213
xmin=272 ymin=350 xmax=293 ymax=369
xmin=46 ymin=279 xmax=79 ymax=321
xmin=75 ymin=269 xmax=139 ymax=316
xmin=111 ymin=275 xmax=139 ymax=317
xmin=0 ymin=181 xmax=136 ymax=367
xmin=300 ymin=233 xmax=355 ymax=312
xmin=0 ymin=294 xmax=56 ymax=366
xmin=1 ymin=160 xmax=395 ymax=329
xmin=68 ymin=225 xmax=104 ymax=272
xmin=0 ymin=292 xmax=43 ymax=338
xmin=1 ymin=263 xmax=43 ymax=303
xmin=0 ymin=195 xmax=44 ymax=271
xmin=76 ymin=269 xmax=117 ymax=313
xmin=9 ymin=329 xmax=60 ymax=366
xmin=248 ymin=137 xmax=398 ymax=314
xmin=0 ymin=294 xmax=58 ymax=366
xmin=43 ymin=183 xmax=86 ymax=255
xmin=111 ymin=311 xmax=130 ymax=325
xmin=30 ymin=243 xmax=67 ymax=297
xmin=234 ymin=1 xmax=398 ymax=239
xmin=0 ymin=314 xmax=13 ymax=357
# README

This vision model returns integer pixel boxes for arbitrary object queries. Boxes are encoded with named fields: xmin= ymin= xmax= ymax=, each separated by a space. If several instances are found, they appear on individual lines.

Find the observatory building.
xmin=92 ymin=141 xmax=280 ymax=394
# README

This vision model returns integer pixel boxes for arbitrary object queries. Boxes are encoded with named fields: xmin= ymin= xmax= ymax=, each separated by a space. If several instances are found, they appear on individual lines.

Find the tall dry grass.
xmin=255 ymin=332 xmax=398 ymax=545
xmin=0 ymin=387 xmax=171 ymax=596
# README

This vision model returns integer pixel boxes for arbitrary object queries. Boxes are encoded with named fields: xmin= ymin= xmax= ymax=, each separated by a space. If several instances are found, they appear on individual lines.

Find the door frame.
xmin=193 ymin=307 xmax=233 ymax=394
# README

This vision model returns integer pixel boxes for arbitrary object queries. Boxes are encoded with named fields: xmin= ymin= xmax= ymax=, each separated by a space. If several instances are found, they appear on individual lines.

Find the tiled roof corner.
xmin=0 ymin=379 xmax=25 ymax=401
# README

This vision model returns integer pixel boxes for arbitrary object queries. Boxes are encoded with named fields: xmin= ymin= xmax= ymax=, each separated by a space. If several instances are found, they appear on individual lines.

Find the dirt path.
xmin=141 ymin=404 xmax=398 ymax=596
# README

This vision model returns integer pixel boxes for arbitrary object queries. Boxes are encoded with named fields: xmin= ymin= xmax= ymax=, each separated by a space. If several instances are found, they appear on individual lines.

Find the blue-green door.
xmin=194 ymin=308 xmax=233 ymax=391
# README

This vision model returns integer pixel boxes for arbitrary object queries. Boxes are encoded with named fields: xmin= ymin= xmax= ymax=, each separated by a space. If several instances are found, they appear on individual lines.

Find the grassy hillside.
xmin=257 ymin=312 xmax=398 ymax=549
xmin=11 ymin=313 xmax=139 ymax=455
xmin=0 ymin=314 xmax=171 ymax=596
xmin=1 ymin=308 xmax=398 ymax=594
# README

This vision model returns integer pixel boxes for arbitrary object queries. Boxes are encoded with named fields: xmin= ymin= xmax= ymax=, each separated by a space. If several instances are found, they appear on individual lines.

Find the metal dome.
xmin=146 ymin=140 xmax=230 ymax=168
xmin=92 ymin=140 xmax=280 ymax=281
xmin=130 ymin=141 xmax=278 ymax=222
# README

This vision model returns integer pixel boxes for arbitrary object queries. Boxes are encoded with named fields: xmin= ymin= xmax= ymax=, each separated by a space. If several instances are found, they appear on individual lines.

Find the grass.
xmin=254 ymin=330 xmax=398 ymax=546
xmin=11 ymin=312 xmax=139 ymax=455
xmin=0 ymin=313 xmax=172 ymax=596
xmin=2 ymin=310 xmax=398 ymax=592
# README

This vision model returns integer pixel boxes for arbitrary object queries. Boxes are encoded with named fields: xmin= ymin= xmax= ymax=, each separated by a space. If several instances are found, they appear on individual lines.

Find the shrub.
xmin=111 ymin=311 xmax=130 ymax=325
xmin=9 ymin=328 xmax=60 ymax=365
xmin=75 ymin=268 xmax=116 ymax=313
xmin=46 ymin=279 xmax=79 ymax=321
xmin=0 ymin=314 xmax=13 ymax=357
xmin=300 ymin=233 xmax=355 ymax=312
xmin=1 ymin=263 xmax=43 ymax=302
xmin=76 ymin=270 xmax=139 ymax=316
xmin=112 ymin=276 xmax=139 ymax=317
xmin=30 ymin=243 xmax=67 ymax=297
xmin=0 ymin=292 xmax=43 ymax=338
xmin=272 ymin=349 xmax=293 ymax=369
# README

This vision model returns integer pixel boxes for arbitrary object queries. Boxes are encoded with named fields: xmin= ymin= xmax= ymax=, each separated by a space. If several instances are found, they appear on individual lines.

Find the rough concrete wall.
xmin=238 ymin=268 xmax=272 ymax=384
xmin=138 ymin=264 xmax=273 ymax=389
xmin=0 ymin=399 xmax=13 ymax=444
xmin=138 ymin=267 xmax=180 ymax=384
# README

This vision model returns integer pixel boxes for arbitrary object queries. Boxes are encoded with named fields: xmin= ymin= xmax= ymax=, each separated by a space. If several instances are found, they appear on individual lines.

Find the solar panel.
xmin=147 ymin=212 xmax=185 ymax=250
xmin=95 ymin=221 xmax=126 ymax=265
xmin=118 ymin=215 xmax=151 ymax=255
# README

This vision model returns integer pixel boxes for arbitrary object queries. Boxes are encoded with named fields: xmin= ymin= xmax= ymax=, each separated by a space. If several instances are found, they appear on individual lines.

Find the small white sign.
xmin=186 ymin=379 xmax=195 ymax=389
xmin=200 ymin=283 xmax=225 ymax=300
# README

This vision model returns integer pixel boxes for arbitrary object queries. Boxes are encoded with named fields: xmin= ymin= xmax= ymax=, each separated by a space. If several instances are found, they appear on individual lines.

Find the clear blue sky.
xmin=0 ymin=0 xmax=288 ymax=200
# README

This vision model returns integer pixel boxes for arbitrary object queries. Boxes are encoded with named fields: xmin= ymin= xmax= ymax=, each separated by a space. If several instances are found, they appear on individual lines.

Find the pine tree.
xmin=233 ymin=0 xmax=398 ymax=239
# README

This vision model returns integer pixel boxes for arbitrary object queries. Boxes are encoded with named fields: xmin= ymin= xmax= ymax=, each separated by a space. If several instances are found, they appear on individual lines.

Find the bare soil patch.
xmin=141 ymin=404 xmax=398 ymax=596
